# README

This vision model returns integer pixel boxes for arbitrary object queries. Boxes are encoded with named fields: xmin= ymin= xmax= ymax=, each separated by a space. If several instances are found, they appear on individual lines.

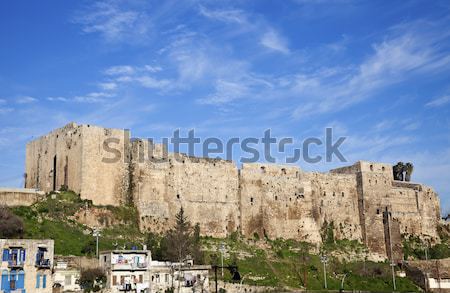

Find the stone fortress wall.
xmin=22 ymin=123 xmax=443 ymax=259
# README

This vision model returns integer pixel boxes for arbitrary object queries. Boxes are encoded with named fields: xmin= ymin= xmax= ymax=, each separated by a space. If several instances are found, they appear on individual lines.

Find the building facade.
xmin=0 ymin=239 xmax=54 ymax=293
xmin=149 ymin=260 xmax=210 ymax=293
xmin=52 ymin=257 xmax=81 ymax=293
xmin=99 ymin=250 xmax=150 ymax=293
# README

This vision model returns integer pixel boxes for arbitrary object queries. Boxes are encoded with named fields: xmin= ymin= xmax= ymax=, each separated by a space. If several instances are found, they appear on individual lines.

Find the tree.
xmin=192 ymin=223 xmax=204 ymax=264
xmin=0 ymin=206 xmax=24 ymax=238
xmin=145 ymin=232 xmax=167 ymax=260
xmin=165 ymin=207 xmax=193 ymax=262
xmin=79 ymin=268 xmax=106 ymax=292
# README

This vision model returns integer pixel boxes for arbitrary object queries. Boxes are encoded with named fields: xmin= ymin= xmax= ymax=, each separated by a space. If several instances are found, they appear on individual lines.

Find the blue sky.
xmin=0 ymin=0 xmax=449 ymax=213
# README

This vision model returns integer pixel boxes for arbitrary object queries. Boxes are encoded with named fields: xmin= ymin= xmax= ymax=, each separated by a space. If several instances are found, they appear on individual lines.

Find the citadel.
xmin=22 ymin=122 xmax=442 ymax=261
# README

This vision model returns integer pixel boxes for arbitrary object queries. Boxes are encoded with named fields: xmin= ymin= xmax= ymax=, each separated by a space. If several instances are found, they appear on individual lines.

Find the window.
xmin=1 ymin=270 xmax=8 ymax=291
xmin=2 ymin=249 xmax=8 ymax=261
xmin=9 ymin=270 xmax=16 ymax=290
xmin=260 ymin=166 xmax=266 ymax=174
xmin=165 ymin=274 xmax=169 ymax=283
xmin=65 ymin=275 xmax=72 ymax=286
xmin=370 ymin=164 xmax=374 ymax=171
xmin=36 ymin=273 xmax=41 ymax=288
xmin=17 ymin=271 xmax=24 ymax=289
xmin=139 ymin=275 xmax=143 ymax=283
xmin=281 ymin=168 xmax=286 ymax=175
xmin=382 ymin=166 xmax=385 ymax=171
xmin=250 ymin=197 xmax=253 ymax=203
xmin=43 ymin=274 xmax=47 ymax=288
xmin=113 ymin=275 xmax=117 ymax=285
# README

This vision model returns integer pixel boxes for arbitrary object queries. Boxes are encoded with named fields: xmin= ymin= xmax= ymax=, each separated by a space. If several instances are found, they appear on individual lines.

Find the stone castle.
xmin=24 ymin=123 xmax=442 ymax=260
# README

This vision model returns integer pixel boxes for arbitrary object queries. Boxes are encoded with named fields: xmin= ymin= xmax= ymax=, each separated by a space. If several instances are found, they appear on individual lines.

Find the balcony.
xmin=8 ymin=259 xmax=24 ymax=268
xmin=35 ymin=259 xmax=51 ymax=269
xmin=112 ymin=262 xmax=148 ymax=271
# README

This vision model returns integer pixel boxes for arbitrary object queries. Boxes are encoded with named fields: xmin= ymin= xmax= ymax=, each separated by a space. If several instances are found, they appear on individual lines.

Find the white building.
xmin=1 ymin=239 xmax=54 ymax=293
xmin=150 ymin=260 xmax=210 ymax=293
xmin=405 ymin=258 xmax=450 ymax=292
xmin=99 ymin=250 xmax=151 ymax=293
xmin=52 ymin=258 xmax=81 ymax=292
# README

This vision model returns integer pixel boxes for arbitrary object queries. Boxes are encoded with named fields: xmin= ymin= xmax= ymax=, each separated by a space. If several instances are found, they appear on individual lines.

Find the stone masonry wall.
xmin=130 ymin=139 xmax=240 ymax=237
xmin=0 ymin=188 xmax=45 ymax=206
xmin=23 ymin=123 xmax=443 ymax=259
xmin=25 ymin=123 xmax=129 ymax=206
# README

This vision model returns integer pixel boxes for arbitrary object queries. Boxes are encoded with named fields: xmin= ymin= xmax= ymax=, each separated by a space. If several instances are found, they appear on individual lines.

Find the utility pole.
xmin=340 ymin=273 xmax=348 ymax=293
xmin=385 ymin=210 xmax=396 ymax=291
xmin=320 ymin=255 xmax=328 ymax=289
xmin=219 ymin=243 xmax=225 ymax=278
xmin=93 ymin=229 xmax=101 ymax=258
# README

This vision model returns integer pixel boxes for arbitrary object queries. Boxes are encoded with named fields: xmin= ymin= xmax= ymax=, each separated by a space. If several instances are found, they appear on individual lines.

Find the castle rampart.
xmin=21 ymin=123 xmax=443 ymax=259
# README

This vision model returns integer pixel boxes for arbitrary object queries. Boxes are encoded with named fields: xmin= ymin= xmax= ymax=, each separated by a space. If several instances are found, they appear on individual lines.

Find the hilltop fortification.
xmin=24 ymin=123 xmax=442 ymax=260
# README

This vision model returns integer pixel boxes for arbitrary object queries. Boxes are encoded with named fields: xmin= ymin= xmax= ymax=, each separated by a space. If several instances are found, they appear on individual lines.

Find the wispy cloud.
xmin=426 ymin=95 xmax=450 ymax=107
xmin=47 ymin=92 xmax=114 ymax=103
xmin=98 ymin=82 xmax=118 ymax=91
xmin=16 ymin=96 xmax=38 ymax=104
xmin=260 ymin=29 xmax=290 ymax=54
xmin=104 ymin=65 xmax=136 ymax=76
xmin=198 ymin=5 xmax=248 ymax=24
xmin=73 ymin=1 xmax=150 ymax=42
xmin=291 ymin=29 xmax=450 ymax=118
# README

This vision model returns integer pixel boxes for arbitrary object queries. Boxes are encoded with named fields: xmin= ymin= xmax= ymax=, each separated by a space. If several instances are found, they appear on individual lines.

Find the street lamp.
xmin=219 ymin=243 xmax=225 ymax=278
xmin=93 ymin=228 xmax=101 ymax=258
xmin=320 ymin=254 xmax=328 ymax=289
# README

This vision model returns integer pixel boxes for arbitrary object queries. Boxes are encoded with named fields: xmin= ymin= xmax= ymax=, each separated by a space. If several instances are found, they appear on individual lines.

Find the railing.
xmin=8 ymin=260 xmax=24 ymax=268
xmin=112 ymin=262 xmax=148 ymax=270
xmin=36 ymin=259 xmax=51 ymax=268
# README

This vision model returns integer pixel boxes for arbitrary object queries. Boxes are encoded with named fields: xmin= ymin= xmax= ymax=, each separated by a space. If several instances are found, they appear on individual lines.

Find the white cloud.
xmin=104 ymin=65 xmax=136 ymax=76
xmin=260 ymin=29 xmax=290 ymax=54
xmin=291 ymin=31 xmax=450 ymax=119
xmin=0 ymin=107 xmax=13 ymax=114
xmin=98 ymin=82 xmax=118 ymax=91
xmin=426 ymin=95 xmax=450 ymax=107
xmin=16 ymin=96 xmax=37 ymax=104
xmin=47 ymin=96 xmax=69 ymax=102
xmin=135 ymin=76 xmax=171 ymax=89
xmin=47 ymin=92 xmax=114 ymax=103
xmin=73 ymin=1 xmax=149 ymax=42
xmin=197 ymin=80 xmax=249 ymax=105
xmin=198 ymin=5 xmax=248 ymax=24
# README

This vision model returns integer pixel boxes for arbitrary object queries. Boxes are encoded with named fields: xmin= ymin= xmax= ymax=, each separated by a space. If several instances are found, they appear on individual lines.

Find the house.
xmin=52 ymin=257 xmax=81 ymax=292
xmin=0 ymin=239 xmax=54 ymax=293
xmin=150 ymin=260 xmax=210 ymax=293
xmin=99 ymin=249 xmax=151 ymax=293
xmin=405 ymin=258 xmax=450 ymax=292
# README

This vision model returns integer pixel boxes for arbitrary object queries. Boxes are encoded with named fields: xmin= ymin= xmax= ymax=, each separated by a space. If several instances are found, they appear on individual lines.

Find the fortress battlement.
xmin=23 ymin=123 xmax=443 ymax=260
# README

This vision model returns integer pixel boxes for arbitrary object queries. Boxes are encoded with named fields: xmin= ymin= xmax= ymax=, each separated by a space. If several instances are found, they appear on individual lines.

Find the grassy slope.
xmin=11 ymin=191 xmax=144 ymax=255
xmin=202 ymin=237 xmax=420 ymax=292
xmin=10 ymin=191 xmax=449 ymax=291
